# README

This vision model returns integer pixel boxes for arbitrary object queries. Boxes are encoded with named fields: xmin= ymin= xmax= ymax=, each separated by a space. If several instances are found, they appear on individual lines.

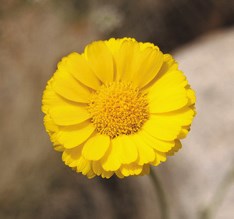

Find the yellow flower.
xmin=42 ymin=38 xmax=196 ymax=179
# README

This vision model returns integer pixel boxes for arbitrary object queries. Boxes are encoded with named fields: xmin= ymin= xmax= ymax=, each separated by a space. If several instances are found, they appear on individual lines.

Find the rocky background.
xmin=0 ymin=0 xmax=234 ymax=218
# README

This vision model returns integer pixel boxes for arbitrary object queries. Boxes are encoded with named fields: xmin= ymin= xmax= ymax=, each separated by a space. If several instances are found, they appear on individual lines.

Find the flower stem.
xmin=200 ymin=164 xmax=234 ymax=219
xmin=150 ymin=167 xmax=169 ymax=219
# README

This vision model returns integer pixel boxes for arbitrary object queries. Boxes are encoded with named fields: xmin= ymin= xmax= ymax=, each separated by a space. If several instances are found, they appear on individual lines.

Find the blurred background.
xmin=0 ymin=0 xmax=234 ymax=218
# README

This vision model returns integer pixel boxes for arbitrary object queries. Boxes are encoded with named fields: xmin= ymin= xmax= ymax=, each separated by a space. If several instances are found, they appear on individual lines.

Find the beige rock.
xmin=157 ymin=28 xmax=234 ymax=219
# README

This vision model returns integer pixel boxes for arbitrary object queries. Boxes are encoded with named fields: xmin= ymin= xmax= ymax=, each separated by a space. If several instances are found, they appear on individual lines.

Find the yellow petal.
xmin=111 ymin=38 xmax=164 ymax=87
xmin=44 ymin=114 xmax=58 ymax=134
xmin=148 ymin=84 xmax=188 ymax=113
xmin=120 ymin=163 xmax=143 ymax=176
xmin=105 ymin=37 xmax=139 ymax=81
xmin=147 ymin=70 xmax=188 ymax=107
xmin=156 ymin=152 xmax=167 ymax=162
xmin=115 ymin=170 xmax=125 ymax=179
xmin=87 ymin=170 xmax=96 ymax=179
xmin=66 ymin=52 xmax=101 ymax=90
xmin=92 ymin=161 xmax=114 ymax=178
xmin=62 ymin=150 xmax=72 ymax=165
xmin=143 ymin=116 xmax=181 ymax=141
xmin=138 ymin=130 xmax=175 ymax=152
xmin=153 ymin=107 xmax=195 ymax=126
xmin=42 ymin=77 xmax=91 ymax=126
xmin=142 ymin=54 xmax=179 ymax=91
xmin=52 ymin=69 xmax=91 ymax=103
xmin=178 ymin=126 xmax=190 ymax=139
xmin=132 ymin=134 xmax=155 ymax=165
xmin=50 ymin=105 xmax=90 ymax=126
xmin=62 ymin=146 xmax=82 ymax=167
xmin=115 ymin=39 xmax=139 ymax=81
xmin=139 ymin=42 xmax=157 ymax=50
xmin=156 ymin=54 xmax=179 ymax=79
xmin=149 ymin=70 xmax=187 ymax=92
xmin=133 ymin=47 xmax=163 ymax=88
xmin=166 ymin=140 xmax=182 ymax=156
xmin=49 ymin=132 xmax=60 ymax=147
xmin=43 ymin=115 xmax=64 ymax=151
xmin=82 ymin=134 xmax=110 ymax=160
xmin=54 ymin=144 xmax=64 ymax=152
xmin=42 ymin=78 xmax=70 ymax=114
xmin=151 ymin=151 xmax=167 ymax=166
xmin=57 ymin=122 xmax=95 ymax=149
xmin=105 ymin=38 xmax=126 ymax=60
xmin=102 ymin=138 xmax=121 ymax=171
xmin=85 ymin=41 xmax=114 ymax=83
xmin=101 ymin=171 xmax=114 ymax=179
xmin=187 ymin=88 xmax=196 ymax=105
xmin=75 ymin=157 xmax=92 ymax=175
xmin=118 ymin=135 xmax=138 ymax=164
xmin=92 ymin=161 xmax=103 ymax=176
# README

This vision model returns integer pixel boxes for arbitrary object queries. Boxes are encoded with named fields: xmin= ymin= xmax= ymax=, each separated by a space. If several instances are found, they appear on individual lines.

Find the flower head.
xmin=42 ymin=38 xmax=196 ymax=179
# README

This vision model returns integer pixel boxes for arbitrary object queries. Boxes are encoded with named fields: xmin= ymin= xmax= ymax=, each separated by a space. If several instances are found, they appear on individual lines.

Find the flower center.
xmin=88 ymin=82 xmax=149 ymax=138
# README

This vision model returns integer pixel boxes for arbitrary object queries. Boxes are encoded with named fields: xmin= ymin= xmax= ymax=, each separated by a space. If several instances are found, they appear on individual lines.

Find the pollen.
xmin=88 ymin=82 xmax=149 ymax=138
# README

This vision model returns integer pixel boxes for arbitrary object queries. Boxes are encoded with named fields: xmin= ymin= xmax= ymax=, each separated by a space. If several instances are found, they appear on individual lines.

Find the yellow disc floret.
xmin=88 ymin=82 xmax=149 ymax=138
